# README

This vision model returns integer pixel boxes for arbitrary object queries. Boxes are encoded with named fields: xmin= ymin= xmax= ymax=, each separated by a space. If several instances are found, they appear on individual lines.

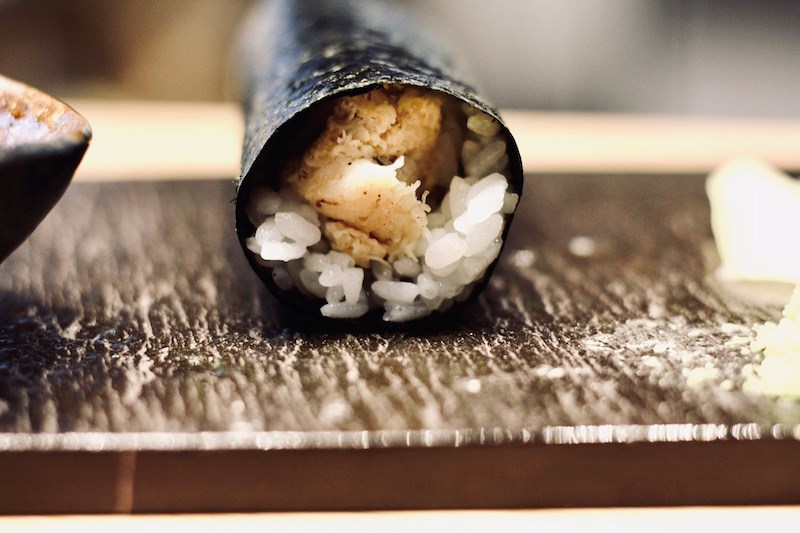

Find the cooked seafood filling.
xmin=245 ymin=85 xmax=517 ymax=321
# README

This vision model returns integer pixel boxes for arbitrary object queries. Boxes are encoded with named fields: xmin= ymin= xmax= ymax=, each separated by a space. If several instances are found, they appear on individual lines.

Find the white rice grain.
xmin=260 ymin=241 xmax=306 ymax=261
xmin=299 ymin=269 xmax=327 ymax=298
xmin=383 ymin=301 xmax=430 ymax=322
xmin=460 ymin=140 xmax=482 ymax=168
xmin=413 ymin=233 xmax=430 ymax=258
xmin=321 ymin=301 xmax=369 ymax=319
xmin=488 ymin=154 xmax=509 ymax=176
xmin=453 ymin=173 xmax=507 ymax=232
xmin=467 ymin=172 xmax=507 ymax=204
xmin=416 ymin=273 xmax=439 ymax=300
xmin=466 ymin=114 xmax=501 ymax=137
xmin=437 ymin=276 xmax=463 ymax=299
xmin=252 ymin=187 xmax=282 ymax=215
xmin=328 ymin=250 xmax=355 ymax=268
xmin=319 ymin=264 xmax=344 ymax=287
xmin=502 ymin=192 xmax=519 ymax=214
xmin=457 ymin=256 xmax=486 ymax=285
xmin=304 ymin=252 xmax=329 ymax=272
xmin=464 ymin=213 xmax=503 ymax=257
xmin=372 ymin=280 xmax=420 ymax=303
xmin=371 ymin=260 xmax=393 ymax=281
xmin=275 ymin=212 xmax=321 ymax=246
xmin=255 ymin=218 xmax=282 ymax=244
xmin=393 ymin=257 xmax=421 ymax=278
xmin=478 ymin=240 xmax=503 ymax=270
xmin=286 ymin=258 xmax=305 ymax=290
xmin=425 ymin=233 xmax=467 ymax=270
xmin=422 ymin=296 xmax=444 ymax=310
xmin=445 ymin=177 xmax=470 ymax=220
xmin=465 ymin=140 xmax=506 ymax=178
xmin=427 ymin=258 xmax=463 ymax=278
xmin=342 ymin=267 xmax=364 ymax=304
xmin=296 ymin=203 xmax=320 ymax=224
xmin=326 ymin=285 xmax=345 ymax=304
xmin=245 ymin=237 xmax=261 ymax=255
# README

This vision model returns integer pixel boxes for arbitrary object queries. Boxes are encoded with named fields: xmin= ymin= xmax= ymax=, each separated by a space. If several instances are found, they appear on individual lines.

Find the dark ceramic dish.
xmin=0 ymin=74 xmax=91 ymax=264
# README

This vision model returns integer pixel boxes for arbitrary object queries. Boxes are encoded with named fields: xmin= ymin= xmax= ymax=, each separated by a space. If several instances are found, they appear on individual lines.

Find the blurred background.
xmin=1 ymin=0 xmax=799 ymax=119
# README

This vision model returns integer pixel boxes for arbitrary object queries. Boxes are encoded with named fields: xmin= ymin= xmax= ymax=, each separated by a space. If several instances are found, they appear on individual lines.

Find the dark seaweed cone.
xmin=234 ymin=0 xmax=524 ymax=328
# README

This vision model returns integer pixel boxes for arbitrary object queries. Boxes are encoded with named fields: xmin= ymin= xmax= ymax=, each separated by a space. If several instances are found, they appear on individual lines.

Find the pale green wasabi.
xmin=744 ymin=285 xmax=800 ymax=398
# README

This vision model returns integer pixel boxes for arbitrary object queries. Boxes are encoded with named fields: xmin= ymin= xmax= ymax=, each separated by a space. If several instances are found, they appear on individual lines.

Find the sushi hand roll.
xmin=235 ymin=0 xmax=523 ymax=324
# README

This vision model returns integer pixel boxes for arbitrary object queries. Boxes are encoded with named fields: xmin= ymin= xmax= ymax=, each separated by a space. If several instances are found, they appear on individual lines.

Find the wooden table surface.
xmin=1 ymin=103 xmax=799 ymax=517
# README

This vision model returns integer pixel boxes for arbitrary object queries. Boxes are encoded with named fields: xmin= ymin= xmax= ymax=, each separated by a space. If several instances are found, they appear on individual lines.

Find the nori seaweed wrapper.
xmin=235 ymin=0 xmax=524 ymax=326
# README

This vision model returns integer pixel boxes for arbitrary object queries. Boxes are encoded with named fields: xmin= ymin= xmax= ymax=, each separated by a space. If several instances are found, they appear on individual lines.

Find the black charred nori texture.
xmin=235 ymin=0 xmax=523 ymax=328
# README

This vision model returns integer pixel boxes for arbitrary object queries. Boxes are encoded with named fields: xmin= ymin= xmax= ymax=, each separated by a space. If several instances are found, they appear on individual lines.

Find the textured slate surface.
xmin=1 ymin=174 xmax=799 ymax=512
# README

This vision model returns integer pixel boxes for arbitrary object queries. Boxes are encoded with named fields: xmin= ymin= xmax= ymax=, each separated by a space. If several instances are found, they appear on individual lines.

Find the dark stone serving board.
xmin=0 ymin=174 xmax=798 ymax=513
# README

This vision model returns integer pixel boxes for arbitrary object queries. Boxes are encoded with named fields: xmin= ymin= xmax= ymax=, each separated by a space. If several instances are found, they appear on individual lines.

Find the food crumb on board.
xmin=510 ymin=249 xmax=536 ymax=268
xmin=465 ymin=378 xmax=482 ymax=394
xmin=567 ymin=235 xmax=597 ymax=258
xmin=744 ymin=284 xmax=800 ymax=398
xmin=683 ymin=365 xmax=721 ymax=387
